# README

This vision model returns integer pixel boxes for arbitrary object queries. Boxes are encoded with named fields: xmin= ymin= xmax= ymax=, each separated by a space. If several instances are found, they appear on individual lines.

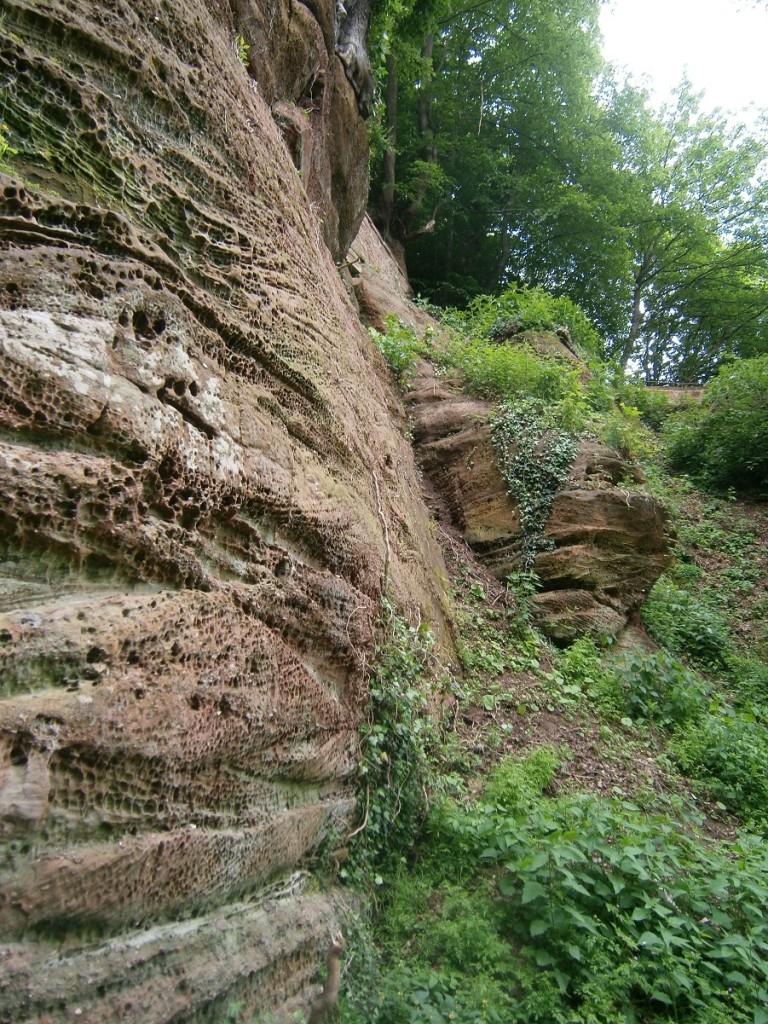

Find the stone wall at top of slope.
xmin=0 ymin=2 xmax=450 ymax=1021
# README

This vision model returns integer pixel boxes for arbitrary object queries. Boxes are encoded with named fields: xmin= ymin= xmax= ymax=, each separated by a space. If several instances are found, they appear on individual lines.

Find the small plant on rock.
xmin=235 ymin=34 xmax=250 ymax=67
xmin=0 ymin=122 xmax=18 ymax=170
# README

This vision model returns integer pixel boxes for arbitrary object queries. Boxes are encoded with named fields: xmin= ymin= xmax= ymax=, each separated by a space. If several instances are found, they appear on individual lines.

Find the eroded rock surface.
xmin=407 ymin=364 xmax=671 ymax=642
xmin=0 ymin=1 xmax=449 ymax=1020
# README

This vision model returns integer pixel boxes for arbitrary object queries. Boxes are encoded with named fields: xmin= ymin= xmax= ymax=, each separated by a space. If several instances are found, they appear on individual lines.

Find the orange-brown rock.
xmin=351 ymin=214 xmax=434 ymax=331
xmin=0 ymin=1 xmax=450 ymax=1020
xmin=407 ymin=364 xmax=671 ymax=642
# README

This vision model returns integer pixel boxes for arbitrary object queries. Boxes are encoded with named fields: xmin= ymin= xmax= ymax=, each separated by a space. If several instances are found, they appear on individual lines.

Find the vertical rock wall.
xmin=0 ymin=1 xmax=449 ymax=1019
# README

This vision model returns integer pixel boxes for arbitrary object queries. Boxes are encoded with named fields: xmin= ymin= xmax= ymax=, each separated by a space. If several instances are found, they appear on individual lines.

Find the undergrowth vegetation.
xmin=345 ymin=597 xmax=442 ymax=888
xmin=664 ymin=354 xmax=768 ymax=492
xmin=348 ymin=284 xmax=768 ymax=1024
xmin=342 ymin=752 xmax=768 ymax=1024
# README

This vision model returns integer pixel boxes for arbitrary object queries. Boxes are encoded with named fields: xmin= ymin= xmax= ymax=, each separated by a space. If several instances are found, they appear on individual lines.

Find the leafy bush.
xmin=344 ymin=778 xmax=768 ymax=1024
xmin=482 ymin=747 xmax=561 ymax=809
xmin=553 ymin=636 xmax=624 ymax=716
xmin=612 ymin=649 xmax=710 ymax=731
xmin=596 ymin=404 xmax=654 ymax=459
xmin=483 ymin=795 xmax=768 ymax=1022
xmin=455 ymin=608 xmax=511 ymax=681
xmin=369 ymin=316 xmax=424 ymax=382
xmin=672 ymin=713 xmax=768 ymax=830
xmin=668 ymin=560 xmax=704 ymax=585
xmin=351 ymin=878 xmax=516 ymax=1024
xmin=437 ymin=336 xmax=582 ymax=409
xmin=664 ymin=354 xmax=768 ymax=492
xmin=641 ymin=578 xmax=732 ymax=668
xmin=463 ymin=284 xmax=604 ymax=360
xmin=618 ymin=381 xmax=674 ymax=431
xmin=361 ymin=963 xmax=509 ymax=1024
xmin=727 ymin=654 xmax=768 ymax=721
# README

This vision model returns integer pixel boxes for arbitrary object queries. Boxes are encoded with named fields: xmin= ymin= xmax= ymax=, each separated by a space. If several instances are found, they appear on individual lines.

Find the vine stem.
xmin=348 ymin=782 xmax=370 ymax=839
xmin=372 ymin=470 xmax=391 ymax=587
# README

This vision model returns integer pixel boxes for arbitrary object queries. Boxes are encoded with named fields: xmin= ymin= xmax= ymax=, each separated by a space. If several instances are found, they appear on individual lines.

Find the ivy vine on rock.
xmin=491 ymin=400 xmax=578 ymax=570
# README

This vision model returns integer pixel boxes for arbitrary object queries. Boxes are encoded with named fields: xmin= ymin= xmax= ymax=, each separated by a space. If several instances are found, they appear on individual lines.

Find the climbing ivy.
xmin=491 ymin=400 xmax=578 ymax=570
xmin=345 ymin=597 xmax=439 ymax=886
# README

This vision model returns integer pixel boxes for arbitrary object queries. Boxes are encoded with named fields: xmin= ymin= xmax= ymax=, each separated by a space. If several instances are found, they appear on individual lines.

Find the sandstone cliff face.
xmin=406 ymin=365 xmax=671 ymax=642
xmin=0 ymin=2 xmax=449 ymax=1021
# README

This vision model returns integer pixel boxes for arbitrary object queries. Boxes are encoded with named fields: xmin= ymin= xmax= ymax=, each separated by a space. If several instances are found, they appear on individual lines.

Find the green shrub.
xmin=343 ymin=780 xmax=768 ymax=1024
xmin=356 ymin=961 xmax=510 ymax=1024
xmin=727 ymin=654 xmax=768 ymax=721
xmin=343 ymin=868 xmax=517 ymax=1023
xmin=463 ymin=284 xmax=604 ymax=360
xmin=668 ymin=560 xmax=704 ymax=585
xmin=664 ymin=354 xmax=768 ymax=492
xmin=487 ymin=794 xmax=768 ymax=1019
xmin=672 ymin=713 xmax=768 ymax=829
xmin=641 ymin=578 xmax=732 ymax=668
xmin=369 ymin=316 xmax=424 ymax=382
xmin=618 ymin=382 xmax=674 ymax=431
xmin=481 ymin=795 xmax=768 ymax=1022
xmin=597 ymin=404 xmax=650 ymax=459
xmin=437 ymin=336 xmax=581 ymax=408
xmin=612 ymin=649 xmax=710 ymax=731
xmin=553 ymin=636 xmax=623 ymax=716
xmin=482 ymin=747 xmax=562 ymax=809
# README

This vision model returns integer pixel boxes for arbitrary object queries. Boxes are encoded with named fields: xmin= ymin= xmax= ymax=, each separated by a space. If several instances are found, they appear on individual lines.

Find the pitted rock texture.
xmin=350 ymin=214 xmax=433 ymax=331
xmin=0 ymin=1 xmax=449 ymax=1020
xmin=0 ymin=886 xmax=346 ymax=1024
xmin=407 ymin=363 xmax=671 ymax=642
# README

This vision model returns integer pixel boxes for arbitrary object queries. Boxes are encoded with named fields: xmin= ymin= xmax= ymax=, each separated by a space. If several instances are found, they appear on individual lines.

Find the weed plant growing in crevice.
xmin=234 ymin=33 xmax=250 ymax=67
xmin=671 ymin=714 xmax=768 ymax=832
xmin=368 ymin=316 xmax=426 ymax=384
xmin=640 ymin=578 xmax=732 ymax=669
xmin=0 ymin=122 xmax=17 ymax=170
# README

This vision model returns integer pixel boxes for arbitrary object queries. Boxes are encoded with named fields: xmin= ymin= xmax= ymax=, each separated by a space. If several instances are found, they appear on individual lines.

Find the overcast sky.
xmin=599 ymin=0 xmax=768 ymax=119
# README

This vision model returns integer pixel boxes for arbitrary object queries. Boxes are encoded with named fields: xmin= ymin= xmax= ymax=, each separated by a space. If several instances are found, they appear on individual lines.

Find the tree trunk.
xmin=620 ymin=255 xmax=652 ymax=368
xmin=400 ymin=33 xmax=438 ymax=239
xmin=376 ymin=52 xmax=398 ymax=240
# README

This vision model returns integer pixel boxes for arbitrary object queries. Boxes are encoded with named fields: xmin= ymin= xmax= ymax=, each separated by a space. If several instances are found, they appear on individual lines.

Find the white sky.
xmin=599 ymin=0 xmax=768 ymax=119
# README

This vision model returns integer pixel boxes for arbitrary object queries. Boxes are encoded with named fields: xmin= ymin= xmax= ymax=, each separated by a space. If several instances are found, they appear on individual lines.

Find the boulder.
xmin=407 ymin=365 xmax=671 ymax=642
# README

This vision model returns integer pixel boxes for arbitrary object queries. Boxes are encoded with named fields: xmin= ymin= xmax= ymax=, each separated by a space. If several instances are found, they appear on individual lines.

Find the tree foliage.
xmin=664 ymin=353 xmax=768 ymax=491
xmin=368 ymin=0 xmax=768 ymax=384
